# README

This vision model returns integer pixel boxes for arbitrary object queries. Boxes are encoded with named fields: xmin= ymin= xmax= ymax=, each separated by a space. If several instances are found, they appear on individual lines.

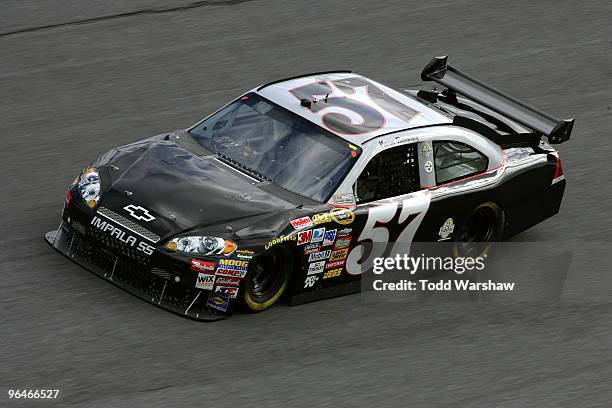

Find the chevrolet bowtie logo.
xmin=123 ymin=204 xmax=156 ymax=222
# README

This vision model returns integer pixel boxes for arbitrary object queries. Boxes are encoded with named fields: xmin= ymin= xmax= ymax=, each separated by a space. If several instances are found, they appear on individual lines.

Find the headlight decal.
xmin=166 ymin=236 xmax=237 ymax=256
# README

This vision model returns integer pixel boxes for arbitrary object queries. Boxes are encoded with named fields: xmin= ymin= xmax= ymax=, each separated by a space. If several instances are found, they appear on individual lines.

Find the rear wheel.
xmin=240 ymin=246 xmax=293 ymax=312
xmin=453 ymin=202 xmax=504 ymax=258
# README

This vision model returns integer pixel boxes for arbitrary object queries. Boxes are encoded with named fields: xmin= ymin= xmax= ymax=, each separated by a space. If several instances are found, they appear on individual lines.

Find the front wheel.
xmin=239 ymin=246 xmax=293 ymax=313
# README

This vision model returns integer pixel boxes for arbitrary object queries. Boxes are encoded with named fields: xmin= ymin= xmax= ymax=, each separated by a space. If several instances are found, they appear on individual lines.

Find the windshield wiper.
xmin=215 ymin=153 xmax=273 ymax=183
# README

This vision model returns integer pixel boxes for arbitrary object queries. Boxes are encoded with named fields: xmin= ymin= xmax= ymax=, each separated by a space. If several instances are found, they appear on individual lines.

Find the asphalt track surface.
xmin=1 ymin=1 xmax=612 ymax=407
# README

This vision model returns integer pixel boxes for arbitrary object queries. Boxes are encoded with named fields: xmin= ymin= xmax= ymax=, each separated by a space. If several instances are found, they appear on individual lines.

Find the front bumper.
xmin=45 ymin=220 xmax=227 ymax=321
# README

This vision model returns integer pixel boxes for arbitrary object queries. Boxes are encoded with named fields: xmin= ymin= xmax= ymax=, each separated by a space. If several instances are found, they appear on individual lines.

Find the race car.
xmin=46 ymin=56 xmax=573 ymax=320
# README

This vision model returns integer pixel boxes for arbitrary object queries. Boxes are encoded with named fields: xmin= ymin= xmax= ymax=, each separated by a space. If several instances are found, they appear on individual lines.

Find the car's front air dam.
xmin=45 ymin=223 xmax=227 ymax=321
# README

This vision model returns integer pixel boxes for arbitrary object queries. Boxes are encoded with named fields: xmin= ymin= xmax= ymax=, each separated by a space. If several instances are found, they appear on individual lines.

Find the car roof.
xmin=253 ymin=72 xmax=452 ymax=146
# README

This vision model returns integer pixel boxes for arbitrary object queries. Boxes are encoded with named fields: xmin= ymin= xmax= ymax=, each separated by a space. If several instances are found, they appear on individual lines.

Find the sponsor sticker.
xmin=378 ymin=135 xmax=419 ymax=149
xmin=323 ymin=229 xmax=337 ymax=246
xmin=438 ymin=218 xmax=455 ymax=241
xmin=325 ymin=260 xmax=345 ymax=269
xmin=304 ymin=275 xmax=319 ymax=288
xmin=207 ymin=294 xmax=229 ymax=312
xmin=215 ymin=286 xmax=239 ymax=298
xmin=333 ymin=193 xmax=355 ymax=205
xmin=310 ymin=228 xmax=325 ymax=243
xmin=329 ymin=248 xmax=349 ymax=262
xmin=312 ymin=208 xmax=354 ymax=226
xmin=190 ymin=259 xmax=216 ymax=273
xmin=195 ymin=273 xmax=215 ymax=290
xmin=236 ymin=249 xmax=254 ymax=259
xmin=307 ymin=261 xmax=326 ymax=275
xmin=297 ymin=230 xmax=313 ymax=245
xmin=290 ymin=216 xmax=313 ymax=230
xmin=214 ymin=276 xmax=241 ymax=287
xmin=333 ymin=237 xmax=352 ymax=249
xmin=218 ymin=259 xmax=248 ymax=269
xmin=308 ymin=250 xmax=331 ymax=262
xmin=215 ymin=268 xmax=248 ymax=278
xmin=424 ymin=160 xmax=433 ymax=173
xmin=303 ymin=244 xmax=321 ymax=255
xmin=323 ymin=268 xmax=342 ymax=279
xmin=337 ymin=228 xmax=352 ymax=237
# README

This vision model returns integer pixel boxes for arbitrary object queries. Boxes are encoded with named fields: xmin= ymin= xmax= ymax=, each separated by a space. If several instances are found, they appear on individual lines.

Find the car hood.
xmin=97 ymin=138 xmax=297 ymax=241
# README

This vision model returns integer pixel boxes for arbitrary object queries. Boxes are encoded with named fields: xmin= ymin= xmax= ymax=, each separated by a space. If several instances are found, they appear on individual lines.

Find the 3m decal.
xmin=297 ymin=230 xmax=313 ymax=245
xmin=195 ymin=273 xmax=215 ymax=290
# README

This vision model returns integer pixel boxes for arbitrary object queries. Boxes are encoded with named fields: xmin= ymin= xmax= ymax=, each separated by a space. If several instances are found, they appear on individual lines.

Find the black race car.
xmin=46 ymin=56 xmax=573 ymax=320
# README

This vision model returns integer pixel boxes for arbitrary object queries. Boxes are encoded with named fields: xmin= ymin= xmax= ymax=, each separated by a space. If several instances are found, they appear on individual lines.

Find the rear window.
xmin=434 ymin=141 xmax=488 ymax=185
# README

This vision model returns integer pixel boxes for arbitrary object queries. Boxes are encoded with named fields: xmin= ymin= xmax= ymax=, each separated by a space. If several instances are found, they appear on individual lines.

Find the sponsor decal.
xmin=323 ymin=268 xmax=342 ymax=279
xmin=333 ymin=193 xmax=355 ymax=205
xmin=312 ymin=208 xmax=355 ymax=226
xmin=123 ymin=204 xmax=156 ymax=222
xmin=236 ymin=249 xmax=254 ymax=259
xmin=421 ymin=142 xmax=432 ymax=156
xmin=333 ymin=237 xmax=352 ymax=249
xmin=322 ymin=229 xmax=337 ymax=246
xmin=215 ymin=286 xmax=238 ymax=298
xmin=195 ymin=273 xmax=215 ymax=290
xmin=337 ymin=228 xmax=352 ymax=237
xmin=207 ymin=294 xmax=229 ymax=312
xmin=290 ymin=216 xmax=313 ymax=230
xmin=310 ymin=228 xmax=325 ymax=243
xmin=424 ymin=160 xmax=433 ymax=173
xmin=218 ymin=259 xmax=248 ymax=269
xmin=90 ymin=216 xmax=155 ymax=255
xmin=308 ymin=250 xmax=331 ymax=262
xmin=329 ymin=248 xmax=349 ymax=262
xmin=303 ymin=244 xmax=321 ymax=255
xmin=190 ymin=259 xmax=216 ymax=273
xmin=325 ymin=259 xmax=345 ymax=269
xmin=214 ymin=276 xmax=241 ymax=287
xmin=304 ymin=275 xmax=319 ymax=288
xmin=307 ymin=261 xmax=326 ymax=275
xmin=297 ymin=230 xmax=313 ymax=245
xmin=378 ymin=135 xmax=419 ymax=149
xmin=215 ymin=268 xmax=248 ymax=278
xmin=438 ymin=218 xmax=455 ymax=241
xmin=265 ymin=234 xmax=296 ymax=250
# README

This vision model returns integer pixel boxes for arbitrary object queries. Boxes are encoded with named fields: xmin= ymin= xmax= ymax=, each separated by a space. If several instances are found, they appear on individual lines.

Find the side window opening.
xmin=433 ymin=141 xmax=488 ymax=185
xmin=354 ymin=143 xmax=419 ymax=203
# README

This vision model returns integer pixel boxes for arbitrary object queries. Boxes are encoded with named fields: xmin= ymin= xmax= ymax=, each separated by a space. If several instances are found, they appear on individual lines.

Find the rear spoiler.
xmin=421 ymin=56 xmax=574 ymax=144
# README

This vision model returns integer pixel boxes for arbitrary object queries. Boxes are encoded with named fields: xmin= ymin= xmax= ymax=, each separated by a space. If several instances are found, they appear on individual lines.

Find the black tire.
xmin=239 ymin=246 xmax=293 ymax=313
xmin=453 ymin=202 xmax=504 ymax=258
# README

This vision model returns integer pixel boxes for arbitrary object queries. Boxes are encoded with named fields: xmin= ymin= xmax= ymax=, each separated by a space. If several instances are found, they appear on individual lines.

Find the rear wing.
xmin=421 ymin=56 xmax=574 ymax=144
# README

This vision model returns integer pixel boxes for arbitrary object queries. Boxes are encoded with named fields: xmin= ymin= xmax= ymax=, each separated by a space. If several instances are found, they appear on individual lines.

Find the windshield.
xmin=188 ymin=93 xmax=359 ymax=202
